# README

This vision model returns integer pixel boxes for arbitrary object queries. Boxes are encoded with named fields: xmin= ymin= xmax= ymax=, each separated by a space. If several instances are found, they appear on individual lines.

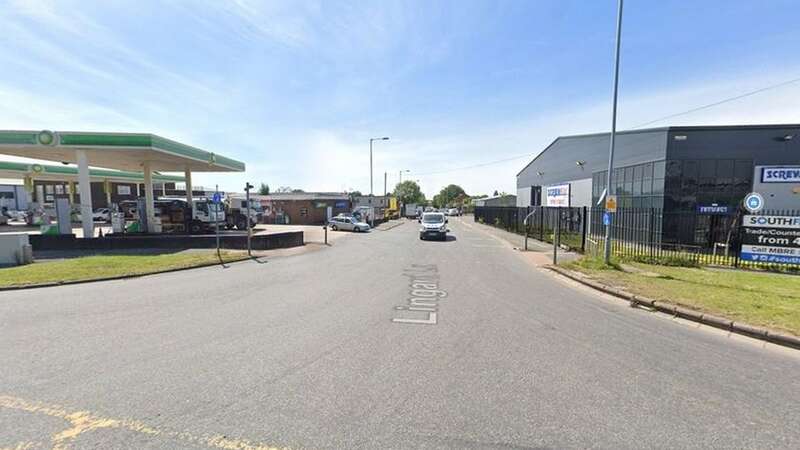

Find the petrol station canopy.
xmin=0 ymin=129 xmax=244 ymax=235
xmin=0 ymin=160 xmax=185 ymax=183
xmin=0 ymin=130 xmax=244 ymax=173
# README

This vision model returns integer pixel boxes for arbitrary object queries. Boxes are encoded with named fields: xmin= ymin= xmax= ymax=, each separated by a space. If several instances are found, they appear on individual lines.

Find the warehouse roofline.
xmin=516 ymin=123 xmax=800 ymax=177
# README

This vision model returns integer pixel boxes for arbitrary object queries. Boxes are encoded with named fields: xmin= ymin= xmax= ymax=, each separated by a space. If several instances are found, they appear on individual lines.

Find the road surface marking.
xmin=393 ymin=264 xmax=446 ymax=325
xmin=0 ymin=395 xmax=290 ymax=450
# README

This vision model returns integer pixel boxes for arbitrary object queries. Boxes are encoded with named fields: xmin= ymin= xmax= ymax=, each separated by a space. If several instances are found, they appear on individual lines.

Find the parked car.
xmin=76 ymin=208 xmax=112 ymax=222
xmin=92 ymin=208 xmax=111 ymax=222
xmin=419 ymin=212 xmax=448 ymax=241
xmin=329 ymin=215 xmax=370 ymax=232
xmin=446 ymin=208 xmax=460 ymax=216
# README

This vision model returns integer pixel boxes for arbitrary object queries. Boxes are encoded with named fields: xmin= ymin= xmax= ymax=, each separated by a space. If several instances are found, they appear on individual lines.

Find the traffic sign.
xmin=212 ymin=192 xmax=222 ymax=204
xmin=743 ymin=192 xmax=764 ymax=213
xmin=605 ymin=195 xmax=617 ymax=213
xmin=603 ymin=212 xmax=611 ymax=226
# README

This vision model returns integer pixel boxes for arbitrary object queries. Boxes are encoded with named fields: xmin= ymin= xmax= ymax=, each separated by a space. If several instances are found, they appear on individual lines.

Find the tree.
xmin=275 ymin=186 xmax=293 ymax=193
xmin=347 ymin=190 xmax=362 ymax=202
xmin=258 ymin=183 xmax=270 ymax=195
xmin=435 ymin=184 xmax=467 ymax=208
xmin=393 ymin=180 xmax=425 ymax=205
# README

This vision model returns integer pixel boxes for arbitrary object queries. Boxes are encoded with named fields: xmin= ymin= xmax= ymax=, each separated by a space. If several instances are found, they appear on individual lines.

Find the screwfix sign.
xmin=761 ymin=167 xmax=800 ymax=183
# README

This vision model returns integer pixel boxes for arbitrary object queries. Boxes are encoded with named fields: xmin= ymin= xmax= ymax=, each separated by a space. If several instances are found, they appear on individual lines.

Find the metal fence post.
xmin=580 ymin=206 xmax=587 ymax=253
xmin=553 ymin=210 xmax=560 ymax=265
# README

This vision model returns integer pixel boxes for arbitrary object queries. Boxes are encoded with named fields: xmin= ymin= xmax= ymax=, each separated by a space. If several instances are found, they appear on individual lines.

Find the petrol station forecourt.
xmin=0 ymin=130 xmax=245 ymax=238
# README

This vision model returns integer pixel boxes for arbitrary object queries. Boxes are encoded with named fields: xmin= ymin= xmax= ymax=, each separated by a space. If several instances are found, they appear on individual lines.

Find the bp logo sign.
xmin=36 ymin=130 xmax=57 ymax=146
xmin=743 ymin=192 xmax=764 ymax=213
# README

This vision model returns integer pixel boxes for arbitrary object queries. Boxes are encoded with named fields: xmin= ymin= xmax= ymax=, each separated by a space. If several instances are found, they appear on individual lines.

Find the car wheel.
xmin=330 ymin=224 xmax=338 ymax=231
xmin=189 ymin=221 xmax=202 ymax=234
xmin=236 ymin=218 xmax=248 ymax=230
xmin=354 ymin=227 xmax=360 ymax=233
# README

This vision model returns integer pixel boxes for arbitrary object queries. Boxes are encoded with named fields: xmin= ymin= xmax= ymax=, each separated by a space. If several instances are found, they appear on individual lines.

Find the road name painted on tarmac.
xmin=392 ymin=264 xmax=446 ymax=325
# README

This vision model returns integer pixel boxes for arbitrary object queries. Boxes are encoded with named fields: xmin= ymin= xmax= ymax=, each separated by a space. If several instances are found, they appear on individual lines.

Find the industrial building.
xmin=255 ymin=192 xmax=351 ymax=225
xmin=516 ymin=124 xmax=800 ymax=245
xmin=517 ymin=124 xmax=799 ymax=210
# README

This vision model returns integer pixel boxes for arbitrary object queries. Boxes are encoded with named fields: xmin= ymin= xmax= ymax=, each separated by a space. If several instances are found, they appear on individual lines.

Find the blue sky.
xmin=2 ymin=0 xmax=799 ymax=197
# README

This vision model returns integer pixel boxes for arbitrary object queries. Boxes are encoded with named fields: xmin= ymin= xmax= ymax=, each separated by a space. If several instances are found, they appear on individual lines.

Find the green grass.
xmin=0 ymin=251 xmax=249 ymax=288
xmin=565 ymin=257 xmax=800 ymax=336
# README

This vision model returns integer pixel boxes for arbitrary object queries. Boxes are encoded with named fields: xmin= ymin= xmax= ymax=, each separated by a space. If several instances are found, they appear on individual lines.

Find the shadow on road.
xmin=422 ymin=235 xmax=457 ymax=243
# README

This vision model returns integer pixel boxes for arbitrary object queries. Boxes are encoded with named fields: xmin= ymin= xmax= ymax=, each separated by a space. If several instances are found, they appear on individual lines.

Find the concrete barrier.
xmin=0 ymin=234 xmax=33 ymax=266
xmin=29 ymin=231 xmax=304 ymax=252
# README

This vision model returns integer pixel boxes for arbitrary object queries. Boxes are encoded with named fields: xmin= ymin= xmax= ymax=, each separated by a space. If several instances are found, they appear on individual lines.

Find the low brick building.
xmin=255 ymin=193 xmax=351 ymax=225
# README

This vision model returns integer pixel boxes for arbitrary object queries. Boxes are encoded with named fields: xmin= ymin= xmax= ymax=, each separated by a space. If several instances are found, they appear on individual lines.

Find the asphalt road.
xmin=2 ymin=218 xmax=799 ymax=449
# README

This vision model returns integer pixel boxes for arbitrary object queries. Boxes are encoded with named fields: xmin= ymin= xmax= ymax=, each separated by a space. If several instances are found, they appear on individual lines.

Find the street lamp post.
xmin=603 ymin=0 xmax=624 ymax=265
xmin=369 ymin=136 xmax=389 ymax=196
xmin=399 ymin=169 xmax=409 ymax=184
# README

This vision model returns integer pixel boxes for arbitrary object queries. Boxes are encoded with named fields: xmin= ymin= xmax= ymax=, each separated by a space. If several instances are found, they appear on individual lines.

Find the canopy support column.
xmin=184 ymin=168 xmax=193 ymax=211
xmin=76 ymin=149 xmax=93 ymax=238
xmin=103 ymin=179 xmax=112 ymax=208
xmin=143 ymin=161 xmax=156 ymax=233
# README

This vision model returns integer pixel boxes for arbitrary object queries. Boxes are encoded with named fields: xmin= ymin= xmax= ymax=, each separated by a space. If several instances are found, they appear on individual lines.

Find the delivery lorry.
xmin=224 ymin=196 xmax=262 ymax=230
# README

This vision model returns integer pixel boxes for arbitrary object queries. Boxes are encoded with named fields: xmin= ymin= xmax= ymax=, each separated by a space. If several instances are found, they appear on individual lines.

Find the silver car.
xmin=329 ymin=215 xmax=370 ymax=232
xmin=419 ymin=212 xmax=448 ymax=241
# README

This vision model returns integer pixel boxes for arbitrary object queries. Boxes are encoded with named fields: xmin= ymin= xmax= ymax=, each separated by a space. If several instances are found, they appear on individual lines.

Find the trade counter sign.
xmin=741 ymin=215 xmax=800 ymax=265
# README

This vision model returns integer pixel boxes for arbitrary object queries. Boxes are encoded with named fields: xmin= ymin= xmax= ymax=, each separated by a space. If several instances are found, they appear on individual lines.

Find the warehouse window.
xmin=592 ymin=160 xmax=665 ymax=210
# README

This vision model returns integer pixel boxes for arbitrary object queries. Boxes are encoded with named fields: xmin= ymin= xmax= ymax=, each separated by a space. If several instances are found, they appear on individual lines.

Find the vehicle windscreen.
xmin=422 ymin=214 xmax=444 ymax=223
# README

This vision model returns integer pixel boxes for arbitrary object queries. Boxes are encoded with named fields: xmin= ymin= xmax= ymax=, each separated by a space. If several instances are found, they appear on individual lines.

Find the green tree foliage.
xmin=258 ymin=183 xmax=270 ymax=195
xmin=433 ymin=184 xmax=467 ymax=208
xmin=393 ymin=180 xmax=426 ymax=205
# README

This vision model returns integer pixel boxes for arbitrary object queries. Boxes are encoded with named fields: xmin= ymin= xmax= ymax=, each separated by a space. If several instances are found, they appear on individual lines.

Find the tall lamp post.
xmin=399 ymin=169 xmax=409 ymax=184
xmin=603 ymin=0 xmax=624 ymax=264
xmin=369 ymin=136 xmax=389 ymax=195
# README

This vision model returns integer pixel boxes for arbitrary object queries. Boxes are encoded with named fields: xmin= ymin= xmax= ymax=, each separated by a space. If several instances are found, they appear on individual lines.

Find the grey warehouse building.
xmin=517 ymin=124 xmax=800 ymax=245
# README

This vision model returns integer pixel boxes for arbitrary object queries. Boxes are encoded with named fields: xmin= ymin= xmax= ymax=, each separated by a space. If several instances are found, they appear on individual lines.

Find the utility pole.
xmin=244 ymin=182 xmax=254 ymax=257
xmin=384 ymin=172 xmax=387 ymax=196
xmin=604 ymin=0 xmax=624 ymax=264
xmin=369 ymin=136 xmax=389 ymax=196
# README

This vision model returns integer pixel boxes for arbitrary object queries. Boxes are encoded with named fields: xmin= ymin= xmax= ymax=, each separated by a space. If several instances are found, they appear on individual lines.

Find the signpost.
xmin=213 ymin=187 xmax=221 ymax=259
xmin=244 ymin=182 xmax=253 ymax=257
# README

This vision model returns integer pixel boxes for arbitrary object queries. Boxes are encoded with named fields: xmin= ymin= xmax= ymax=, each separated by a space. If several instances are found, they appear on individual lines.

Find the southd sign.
xmin=741 ymin=215 xmax=800 ymax=265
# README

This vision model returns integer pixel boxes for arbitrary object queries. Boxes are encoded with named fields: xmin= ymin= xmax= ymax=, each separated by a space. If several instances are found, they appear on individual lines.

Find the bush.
xmin=624 ymin=254 xmax=699 ymax=268
xmin=570 ymin=256 xmax=621 ymax=271
xmin=494 ymin=217 xmax=502 ymax=227
xmin=478 ymin=217 xmax=485 ymax=224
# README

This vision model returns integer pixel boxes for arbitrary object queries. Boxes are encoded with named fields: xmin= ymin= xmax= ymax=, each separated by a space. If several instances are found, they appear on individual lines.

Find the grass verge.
xmin=0 ymin=250 xmax=249 ymax=288
xmin=564 ymin=257 xmax=800 ymax=336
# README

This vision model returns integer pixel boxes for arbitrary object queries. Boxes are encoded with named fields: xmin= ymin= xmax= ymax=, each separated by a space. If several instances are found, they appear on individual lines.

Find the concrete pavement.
xmin=1 ymin=217 xmax=799 ymax=449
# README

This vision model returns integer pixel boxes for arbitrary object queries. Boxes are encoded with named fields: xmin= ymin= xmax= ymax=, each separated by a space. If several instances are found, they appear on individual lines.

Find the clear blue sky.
xmin=2 ymin=0 xmax=799 ymax=197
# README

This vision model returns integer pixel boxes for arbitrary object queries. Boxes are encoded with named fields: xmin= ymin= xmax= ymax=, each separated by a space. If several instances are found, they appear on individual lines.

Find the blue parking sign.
xmin=603 ymin=212 xmax=611 ymax=226
xmin=212 ymin=192 xmax=222 ymax=204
